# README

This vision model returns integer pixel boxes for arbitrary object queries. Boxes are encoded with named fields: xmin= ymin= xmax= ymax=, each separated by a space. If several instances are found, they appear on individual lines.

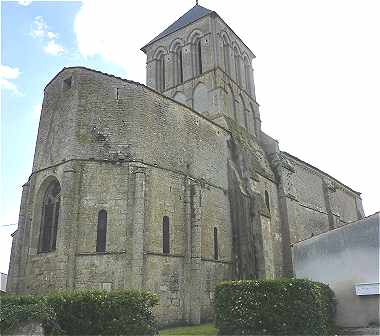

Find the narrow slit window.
xmin=197 ymin=39 xmax=202 ymax=75
xmin=245 ymin=62 xmax=251 ymax=93
xmin=163 ymin=216 xmax=170 ymax=254
xmin=214 ymin=227 xmax=219 ymax=260
xmin=175 ymin=46 xmax=183 ymax=85
xmin=265 ymin=190 xmax=270 ymax=213
xmin=179 ymin=49 xmax=184 ymax=83
xmin=161 ymin=55 xmax=166 ymax=91
xmin=234 ymin=48 xmax=241 ymax=85
xmin=96 ymin=210 xmax=107 ymax=252
xmin=193 ymin=37 xmax=202 ymax=76
xmin=223 ymin=37 xmax=230 ymax=75
xmin=157 ymin=53 xmax=166 ymax=92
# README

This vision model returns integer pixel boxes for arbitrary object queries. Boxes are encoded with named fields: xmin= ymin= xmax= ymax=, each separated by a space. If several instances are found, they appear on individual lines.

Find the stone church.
xmin=7 ymin=4 xmax=365 ymax=325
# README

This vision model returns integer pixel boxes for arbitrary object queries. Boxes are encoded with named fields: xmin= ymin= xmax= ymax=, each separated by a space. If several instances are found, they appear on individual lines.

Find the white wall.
xmin=292 ymin=213 xmax=380 ymax=327
xmin=1 ymin=272 xmax=7 ymax=292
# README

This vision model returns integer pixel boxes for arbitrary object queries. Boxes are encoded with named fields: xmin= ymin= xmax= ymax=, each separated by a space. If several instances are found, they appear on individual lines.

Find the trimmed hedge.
xmin=215 ymin=278 xmax=336 ymax=335
xmin=0 ymin=289 xmax=159 ymax=335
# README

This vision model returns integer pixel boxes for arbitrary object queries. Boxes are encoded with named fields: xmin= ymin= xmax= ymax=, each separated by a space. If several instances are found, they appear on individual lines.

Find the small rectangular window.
xmin=63 ymin=77 xmax=72 ymax=91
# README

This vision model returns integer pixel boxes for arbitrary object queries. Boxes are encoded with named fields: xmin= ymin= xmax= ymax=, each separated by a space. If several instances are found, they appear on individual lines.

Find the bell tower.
xmin=141 ymin=4 xmax=261 ymax=138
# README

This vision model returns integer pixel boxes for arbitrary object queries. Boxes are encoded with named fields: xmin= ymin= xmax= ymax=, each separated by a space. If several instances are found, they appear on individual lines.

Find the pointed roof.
xmin=141 ymin=5 xmax=213 ymax=51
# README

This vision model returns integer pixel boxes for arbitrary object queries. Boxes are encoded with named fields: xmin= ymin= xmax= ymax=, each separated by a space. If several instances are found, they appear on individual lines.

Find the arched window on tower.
xmin=38 ymin=180 xmax=61 ymax=253
xmin=156 ymin=52 xmax=166 ymax=92
xmin=174 ymin=44 xmax=183 ymax=85
xmin=265 ymin=190 xmax=271 ymax=213
xmin=96 ymin=210 xmax=107 ymax=253
xmin=162 ymin=216 xmax=170 ymax=254
xmin=244 ymin=58 xmax=252 ymax=94
xmin=193 ymin=37 xmax=202 ymax=76
xmin=234 ymin=47 xmax=241 ymax=85
xmin=250 ymin=102 xmax=257 ymax=136
xmin=223 ymin=36 xmax=230 ymax=75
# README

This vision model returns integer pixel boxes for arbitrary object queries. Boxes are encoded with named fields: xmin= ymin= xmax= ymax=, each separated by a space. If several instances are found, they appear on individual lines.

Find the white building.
xmin=1 ymin=272 xmax=7 ymax=292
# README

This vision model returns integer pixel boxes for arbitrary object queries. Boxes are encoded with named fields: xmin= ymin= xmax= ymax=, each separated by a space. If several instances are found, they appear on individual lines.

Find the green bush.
xmin=0 ymin=289 xmax=159 ymax=335
xmin=215 ymin=278 xmax=336 ymax=336
xmin=0 ymin=295 xmax=61 ymax=334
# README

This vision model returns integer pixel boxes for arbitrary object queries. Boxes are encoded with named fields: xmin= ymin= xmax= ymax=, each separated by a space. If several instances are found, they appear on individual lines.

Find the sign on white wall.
xmin=355 ymin=283 xmax=380 ymax=296
xmin=0 ymin=273 xmax=7 ymax=292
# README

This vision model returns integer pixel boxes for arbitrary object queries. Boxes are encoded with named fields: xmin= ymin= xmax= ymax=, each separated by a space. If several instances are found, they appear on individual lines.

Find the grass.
xmin=159 ymin=323 xmax=217 ymax=336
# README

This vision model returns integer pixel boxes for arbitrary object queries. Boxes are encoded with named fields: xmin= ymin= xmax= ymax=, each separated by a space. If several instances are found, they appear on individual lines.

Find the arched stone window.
xmin=96 ymin=210 xmax=107 ymax=253
xmin=38 ymin=180 xmax=61 ymax=253
xmin=162 ymin=216 xmax=170 ymax=254
xmin=223 ymin=36 xmax=230 ymax=75
xmin=156 ymin=52 xmax=166 ymax=92
xmin=244 ymin=57 xmax=252 ymax=93
xmin=265 ymin=190 xmax=271 ymax=213
xmin=193 ymin=37 xmax=202 ymax=76
xmin=214 ymin=227 xmax=219 ymax=260
xmin=173 ymin=44 xmax=183 ymax=85
xmin=234 ymin=47 xmax=241 ymax=85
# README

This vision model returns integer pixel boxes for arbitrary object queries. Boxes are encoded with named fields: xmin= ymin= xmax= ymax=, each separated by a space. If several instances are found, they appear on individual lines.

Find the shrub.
xmin=215 ymin=278 xmax=336 ymax=336
xmin=0 ymin=289 xmax=159 ymax=335
xmin=0 ymin=295 xmax=61 ymax=334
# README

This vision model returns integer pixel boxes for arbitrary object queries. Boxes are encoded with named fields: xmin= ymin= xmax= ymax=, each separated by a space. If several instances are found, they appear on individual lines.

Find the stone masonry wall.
xmin=8 ymin=67 xmax=233 ymax=325
xmin=75 ymin=68 xmax=230 ymax=188
xmin=32 ymin=70 xmax=79 ymax=171
xmin=14 ymin=161 xmax=81 ymax=293
xmin=7 ymin=65 xmax=365 ymax=325
xmin=281 ymin=152 xmax=364 ymax=244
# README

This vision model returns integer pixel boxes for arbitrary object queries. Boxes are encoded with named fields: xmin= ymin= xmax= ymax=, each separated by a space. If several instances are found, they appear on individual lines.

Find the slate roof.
xmin=141 ymin=5 xmax=213 ymax=51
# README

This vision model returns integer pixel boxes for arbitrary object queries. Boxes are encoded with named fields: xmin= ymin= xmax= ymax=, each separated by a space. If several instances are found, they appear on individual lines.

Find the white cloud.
xmin=30 ymin=16 xmax=65 ymax=55
xmin=0 ymin=65 xmax=21 ymax=79
xmin=47 ymin=31 xmax=58 ymax=39
xmin=30 ymin=16 xmax=48 ymax=38
xmin=74 ymin=0 xmax=170 ymax=82
xmin=0 ymin=79 xmax=21 ymax=95
xmin=44 ymin=40 xmax=64 ymax=55
xmin=0 ymin=65 xmax=21 ymax=94
xmin=18 ymin=0 xmax=32 ymax=5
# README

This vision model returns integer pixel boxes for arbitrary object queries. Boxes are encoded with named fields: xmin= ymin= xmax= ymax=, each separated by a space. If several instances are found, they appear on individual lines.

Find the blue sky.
xmin=1 ymin=0 xmax=130 ymax=273
xmin=1 ymin=0 xmax=379 ymax=274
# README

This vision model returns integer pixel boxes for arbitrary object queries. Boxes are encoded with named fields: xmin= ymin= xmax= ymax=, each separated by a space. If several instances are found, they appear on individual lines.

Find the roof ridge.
xmin=141 ymin=4 xmax=213 ymax=51
xmin=282 ymin=151 xmax=362 ymax=196
xmin=45 ymin=66 xmax=230 ymax=135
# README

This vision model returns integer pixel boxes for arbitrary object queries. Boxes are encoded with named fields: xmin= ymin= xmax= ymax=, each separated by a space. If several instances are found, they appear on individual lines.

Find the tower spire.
xmin=196 ymin=0 xmax=199 ymax=5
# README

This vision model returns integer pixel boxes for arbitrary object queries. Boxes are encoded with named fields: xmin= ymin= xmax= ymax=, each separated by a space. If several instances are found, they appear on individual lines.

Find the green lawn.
xmin=159 ymin=323 xmax=217 ymax=336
